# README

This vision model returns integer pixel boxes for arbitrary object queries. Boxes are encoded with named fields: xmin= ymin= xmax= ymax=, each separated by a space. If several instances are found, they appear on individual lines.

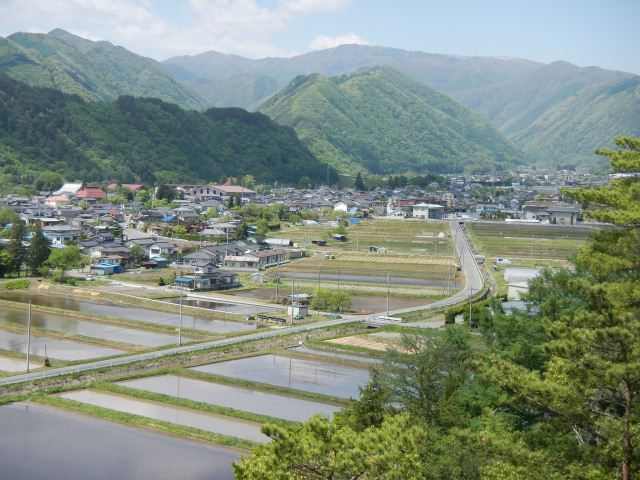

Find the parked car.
xmin=495 ymin=257 xmax=512 ymax=265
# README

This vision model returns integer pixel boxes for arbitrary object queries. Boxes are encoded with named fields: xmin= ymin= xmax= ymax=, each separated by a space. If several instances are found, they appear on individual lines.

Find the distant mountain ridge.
xmin=0 ymin=74 xmax=329 ymax=186
xmin=165 ymin=44 xmax=640 ymax=168
xmin=163 ymin=44 xmax=544 ymax=110
xmin=1 ymin=29 xmax=638 ymax=170
xmin=259 ymin=67 xmax=522 ymax=174
xmin=0 ymin=29 xmax=204 ymax=110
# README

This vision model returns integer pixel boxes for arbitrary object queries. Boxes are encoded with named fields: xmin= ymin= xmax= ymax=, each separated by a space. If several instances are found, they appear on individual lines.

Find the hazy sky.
xmin=0 ymin=0 xmax=638 ymax=73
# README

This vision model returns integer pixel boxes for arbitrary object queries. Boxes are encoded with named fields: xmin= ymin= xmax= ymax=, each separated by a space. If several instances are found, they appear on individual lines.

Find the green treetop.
xmin=28 ymin=225 xmax=51 ymax=275
xmin=566 ymin=136 xmax=640 ymax=226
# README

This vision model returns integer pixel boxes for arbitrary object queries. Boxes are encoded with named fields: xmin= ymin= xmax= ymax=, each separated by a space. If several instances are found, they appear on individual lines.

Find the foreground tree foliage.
xmin=485 ymin=135 xmax=640 ymax=479
xmin=236 ymin=136 xmax=639 ymax=479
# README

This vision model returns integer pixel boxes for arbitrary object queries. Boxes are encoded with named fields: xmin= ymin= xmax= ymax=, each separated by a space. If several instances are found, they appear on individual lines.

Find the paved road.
xmin=0 ymin=318 xmax=355 ymax=387
xmin=377 ymin=222 xmax=485 ymax=326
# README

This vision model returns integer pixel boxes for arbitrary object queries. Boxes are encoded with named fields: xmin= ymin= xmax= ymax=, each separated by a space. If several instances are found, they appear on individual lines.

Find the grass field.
xmin=271 ymin=219 xmax=458 ymax=293
xmin=275 ymin=252 xmax=456 ymax=282
xmin=467 ymin=222 xmax=596 ymax=262
xmin=276 ymin=219 xmax=454 ymax=256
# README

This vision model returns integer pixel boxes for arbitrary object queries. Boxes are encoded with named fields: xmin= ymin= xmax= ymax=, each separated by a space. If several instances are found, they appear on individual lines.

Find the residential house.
xmin=224 ymin=249 xmax=288 ymax=271
xmin=175 ymin=261 xmax=240 ymax=291
xmin=522 ymin=202 xmax=581 ymax=225
xmin=149 ymin=241 xmax=177 ymax=260
xmin=42 ymin=225 xmax=81 ymax=248
xmin=76 ymin=186 xmax=107 ymax=201
xmin=53 ymin=183 xmax=83 ymax=196
xmin=210 ymin=184 xmax=257 ymax=202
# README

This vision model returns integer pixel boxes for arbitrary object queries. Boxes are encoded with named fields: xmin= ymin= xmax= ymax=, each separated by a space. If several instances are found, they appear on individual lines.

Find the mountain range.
xmin=165 ymin=44 xmax=640 ymax=168
xmin=260 ymin=67 xmax=521 ymax=174
xmin=1 ymin=29 xmax=639 ymax=173
xmin=0 ymin=74 xmax=328 ymax=187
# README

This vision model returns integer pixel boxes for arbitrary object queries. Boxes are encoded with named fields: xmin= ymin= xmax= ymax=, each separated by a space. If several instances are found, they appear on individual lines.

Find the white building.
xmin=412 ymin=203 xmax=445 ymax=220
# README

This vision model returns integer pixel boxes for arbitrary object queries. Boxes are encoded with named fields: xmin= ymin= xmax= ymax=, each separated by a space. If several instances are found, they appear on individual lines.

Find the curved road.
xmin=370 ymin=221 xmax=485 ymax=327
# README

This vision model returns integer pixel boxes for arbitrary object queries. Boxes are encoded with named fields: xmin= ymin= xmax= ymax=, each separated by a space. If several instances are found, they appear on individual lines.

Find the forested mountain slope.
xmin=0 ymin=29 xmax=204 ymax=110
xmin=260 ymin=67 xmax=522 ymax=174
xmin=0 ymin=75 xmax=329 ymax=187
xmin=166 ymin=44 xmax=639 ymax=168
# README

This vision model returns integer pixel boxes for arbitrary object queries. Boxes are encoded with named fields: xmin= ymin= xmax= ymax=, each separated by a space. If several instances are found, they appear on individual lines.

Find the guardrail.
xmin=0 ymin=318 xmax=356 ymax=387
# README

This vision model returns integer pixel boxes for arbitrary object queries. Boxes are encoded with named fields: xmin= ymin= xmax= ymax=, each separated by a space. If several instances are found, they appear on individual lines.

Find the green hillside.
xmin=166 ymin=44 xmax=639 ymax=169
xmin=259 ymin=67 xmax=522 ymax=174
xmin=0 ymin=75 xmax=331 ymax=189
xmin=459 ymin=64 xmax=640 ymax=168
xmin=0 ymin=29 xmax=204 ymax=110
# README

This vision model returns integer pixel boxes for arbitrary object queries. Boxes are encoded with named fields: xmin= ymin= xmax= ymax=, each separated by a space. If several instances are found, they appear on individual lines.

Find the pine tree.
xmin=28 ymin=225 xmax=51 ymax=275
xmin=485 ymin=136 xmax=640 ymax=479
xmin=354 ymin=172 xmax=366 ymax=191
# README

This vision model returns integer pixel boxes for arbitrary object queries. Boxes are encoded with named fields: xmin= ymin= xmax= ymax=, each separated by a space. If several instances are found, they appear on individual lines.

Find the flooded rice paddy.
xmin=0 ymin=329 xmax=124 ymax=361
xmin=165 ymin=296 xmax=277 ymax=316
xmin=291 ymin=345 xmax=383 ymax=366
xmin=59 ymin=390 xmax=268 ymax=443
xmin=118 ymin=374 xmax=341 ymax=422
xmin=0 ymin=354 xmax=41 ymax=372
xmin=0 ymin=308 xmax=183 ymax=348
xmin=191 ymin=354 xmax=370 ymax=399
xmin=0 ymin=402 xmax=238 ymax=480
xmin=0 ymin=291 xmax=257 ymax=334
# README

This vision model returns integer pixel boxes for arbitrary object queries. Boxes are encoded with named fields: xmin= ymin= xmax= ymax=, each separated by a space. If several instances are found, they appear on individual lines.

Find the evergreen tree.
xmin=486 ymin=136 xmax=640 ymax=479
xmin=28 ymin=225 xmax=51 ymax=275
xmin=0 ymin=249 xmax=9 ymax=278
xmin=234 ymin=222 xmax=249 ymax=240
xmin=354 ymin=172 xmax=366 ymax=191
xmin=6 ymin=221 xmax=26 ymax=276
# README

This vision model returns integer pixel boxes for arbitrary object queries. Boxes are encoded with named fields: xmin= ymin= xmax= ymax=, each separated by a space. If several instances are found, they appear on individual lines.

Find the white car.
xmin=495 ymin=257 xmax=512 ymax=265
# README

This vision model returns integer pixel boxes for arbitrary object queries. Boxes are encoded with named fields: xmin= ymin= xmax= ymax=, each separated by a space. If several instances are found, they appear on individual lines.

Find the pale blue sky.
xmin=1 ymin=0 xmax=638 ymax=73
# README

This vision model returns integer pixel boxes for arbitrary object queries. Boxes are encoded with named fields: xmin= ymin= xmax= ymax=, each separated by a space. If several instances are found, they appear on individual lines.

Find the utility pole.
xmin=468 ymin=287 xmax=474 ymax=327
xmin=290 ymin=279 xmax=295 ymax=324
xmin=386 ymin=272 xmax=390 ymax=318
xmin=178 ymin=293 xmax=183 ymax=346
xmin=25 ymin=301 xmax=32 ymax=373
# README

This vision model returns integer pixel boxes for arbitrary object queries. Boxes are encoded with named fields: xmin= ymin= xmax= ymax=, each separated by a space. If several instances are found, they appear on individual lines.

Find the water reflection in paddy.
xmin=165 ymin=297 xmax=277 ymax=316
xmin=0 ymin=354 xmax=41 ymax=372
xmin=191 ymin=354 xmax=370 ymax=399
xmin=0 ymin=291 xmax=257 ymax=334
xmin=60 ymin=390 xmax=268 ymax=443
xmin=0 ymin=402 xmax=238 ymax=480
xmin=0 ymin=329 xmax=124 ymax=361
xmin=118 ymin=374 xmax=341 ymax=422
xmin=0 ymin=308 xmax=183 ymax=347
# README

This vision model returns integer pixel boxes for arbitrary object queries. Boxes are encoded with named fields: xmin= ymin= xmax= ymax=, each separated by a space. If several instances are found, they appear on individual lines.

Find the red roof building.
xmin=76 ymin=187 xmax=106 ymax=200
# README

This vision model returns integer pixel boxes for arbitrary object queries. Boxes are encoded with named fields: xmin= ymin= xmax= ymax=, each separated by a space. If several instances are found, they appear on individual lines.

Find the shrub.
xmin=4 ymin=279 xmax=30 ymax=290
xmin=311 ymin=288 xmax=352 ymax=312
